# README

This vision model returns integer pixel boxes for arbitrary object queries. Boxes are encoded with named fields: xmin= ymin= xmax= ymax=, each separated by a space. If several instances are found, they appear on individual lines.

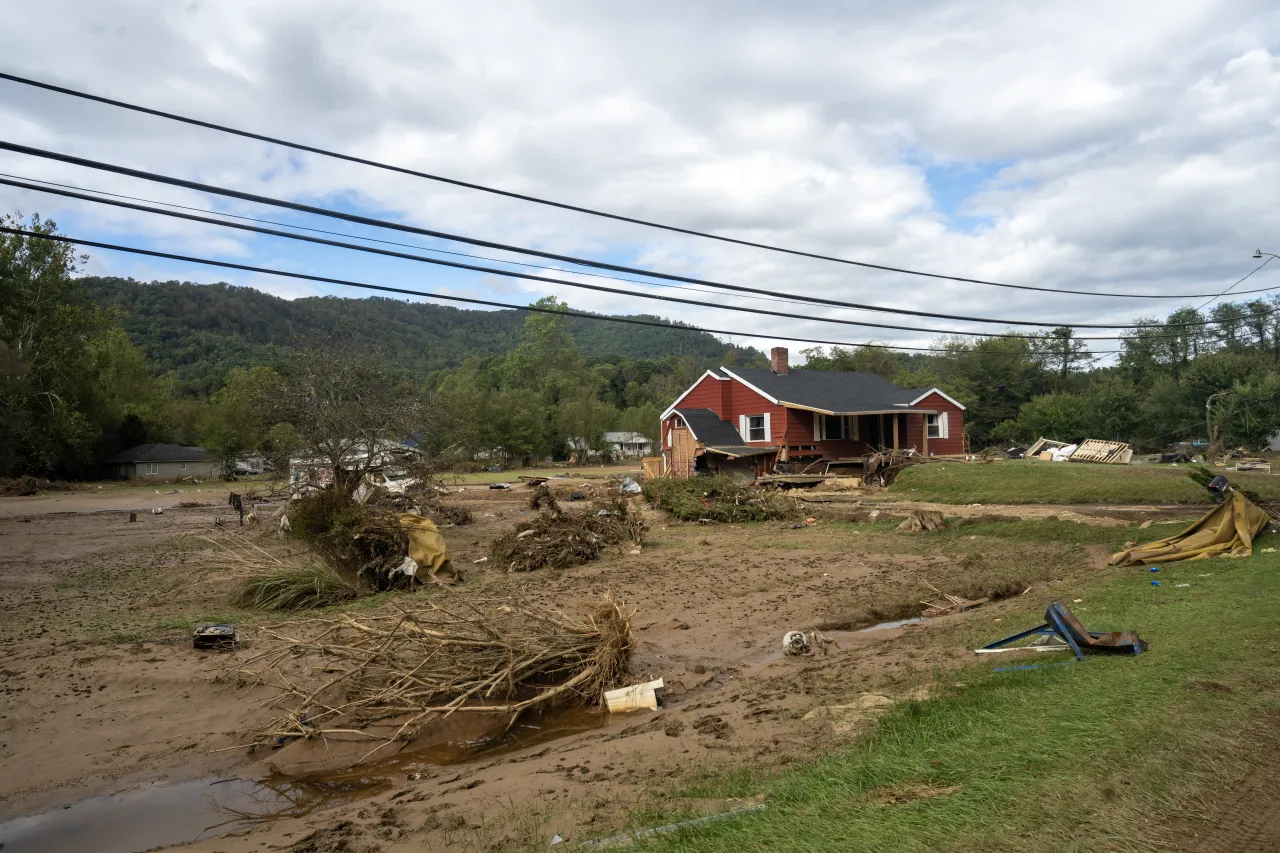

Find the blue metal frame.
xmin=980 ymin=602 xmax=1145 ymax=670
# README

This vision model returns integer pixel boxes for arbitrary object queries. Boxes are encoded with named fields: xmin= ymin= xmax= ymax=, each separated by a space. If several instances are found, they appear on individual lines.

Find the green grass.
xmin=618 ymin=551 xmax=1280 ymax=852
xmin=890 ymin=459 xmax=1280 ymax=505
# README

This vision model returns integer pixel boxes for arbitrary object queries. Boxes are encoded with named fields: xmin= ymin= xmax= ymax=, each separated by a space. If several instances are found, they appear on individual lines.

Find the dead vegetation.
xmin=490 ymin=496 xmax=646 ymax=572
xmin=233 ymin=594 xmax=634 ymax=750
xmin=643 ymin=476 xmax=800 ymax=523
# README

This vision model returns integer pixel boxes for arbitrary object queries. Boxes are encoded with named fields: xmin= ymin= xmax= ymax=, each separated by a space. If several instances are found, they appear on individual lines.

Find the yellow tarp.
xmin=1109 ymin=491 xmax=1271 ymax=567
xmin=396 ymin=513 xmax=459 ymax=582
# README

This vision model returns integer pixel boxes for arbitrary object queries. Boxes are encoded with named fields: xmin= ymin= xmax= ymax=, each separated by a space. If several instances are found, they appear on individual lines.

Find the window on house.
xmin=747 ymin=415 xmax=766 ymax=442
xmin=180 ymin=462 xmax=187 ymax=471
xmin=926 ymin=413 xmax=948 ymax=439
xmin=815 ymin=414 xmax=859 ymax=441
xmin=143 ymin=462 xmax=159 ymax=475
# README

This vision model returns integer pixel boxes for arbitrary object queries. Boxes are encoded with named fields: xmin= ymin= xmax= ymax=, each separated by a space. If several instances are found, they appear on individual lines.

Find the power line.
xmin=0 ymin=70 xmax=1255 ymax=303
xmin=0 ymin=175 xmax=1212 ymax=342
xmin=3 ymin=148 xmax=1275 ymax=337
xmin=0 ymin=225 xmax=1126 ymax=356
xmin=0 ymin=171 xmax=979 ymax=315
xmin=1195 ymin=255 xmax=1276 ymax=311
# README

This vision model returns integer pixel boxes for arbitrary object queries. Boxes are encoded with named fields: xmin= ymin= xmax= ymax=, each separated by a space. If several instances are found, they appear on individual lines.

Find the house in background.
xmin=104 ymin=444 xmax=217 ymax=480
xmin=603 ymin=431 xmax=653 ymax=459
xmin=660 ymin=347 xmax=965 ymax=479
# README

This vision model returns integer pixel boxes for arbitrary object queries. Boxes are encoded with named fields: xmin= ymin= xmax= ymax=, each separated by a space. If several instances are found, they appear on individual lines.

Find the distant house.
xmin=104 ymin=444 xmax=217 ymax=480
xmin=603 ymin=431 xmax=653 ymax=459
xmin=659 ymin=347 xmax=966 ymax=479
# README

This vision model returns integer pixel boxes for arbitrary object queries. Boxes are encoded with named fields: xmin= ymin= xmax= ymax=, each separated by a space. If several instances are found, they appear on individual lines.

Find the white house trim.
xmin=717 ymin=367 xmax=781 ymax=405
xmin=908 ymin=388 xmax=967 ymax=411
xmin=660 ymin=370 xmax=728 ymax=420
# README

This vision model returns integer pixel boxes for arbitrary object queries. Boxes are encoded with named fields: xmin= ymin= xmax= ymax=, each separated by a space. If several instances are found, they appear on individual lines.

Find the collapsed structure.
xmin=659 ymin=347 xmax=966 ymax=479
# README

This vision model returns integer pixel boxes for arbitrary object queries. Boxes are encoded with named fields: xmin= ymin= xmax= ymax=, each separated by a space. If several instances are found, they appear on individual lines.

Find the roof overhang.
xmin=703 ymin=445 xmax=779 ymax=458
xmin=907 ymin=388 xmax=967 ymax=410
xmin=782 ymin=404 xmax=937 ymax=416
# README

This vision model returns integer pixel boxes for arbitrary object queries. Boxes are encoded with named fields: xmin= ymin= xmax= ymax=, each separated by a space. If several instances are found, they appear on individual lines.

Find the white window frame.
xmin=180 ymin=461 xmax=187 ymax=471
xmin=926 ymin=412 xmax=950 ymax=439
xmin=815 ymin=414 xmax=859 ymax=442
xmin=740 ymin=413 xmax=771 ymax=442
xmin=142 ymin=462 xmax=159 ymax=475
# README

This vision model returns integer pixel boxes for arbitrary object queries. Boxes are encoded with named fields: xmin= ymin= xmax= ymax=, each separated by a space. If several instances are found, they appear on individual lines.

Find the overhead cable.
xmin=0 ymin=177 xmax=1213 ymax=342
xmin=1 ymin=147 xmax=1274 ymax=336
xmin=0 ymin=70 xmax=1255 ymax=302
xmin=0 ymin=225 xmax=1127 ymax=356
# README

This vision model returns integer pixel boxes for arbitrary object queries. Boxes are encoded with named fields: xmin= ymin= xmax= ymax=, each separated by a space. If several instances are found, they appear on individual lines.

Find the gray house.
xmin=104 ymin=444 xmax=217 ymax=480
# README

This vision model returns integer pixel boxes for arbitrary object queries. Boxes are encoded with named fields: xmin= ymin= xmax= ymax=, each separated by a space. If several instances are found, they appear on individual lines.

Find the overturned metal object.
xmin=193 ymin=623 xmax=237 ymax=650
xmin=978 ymin=600 xmax=1146 ymax=663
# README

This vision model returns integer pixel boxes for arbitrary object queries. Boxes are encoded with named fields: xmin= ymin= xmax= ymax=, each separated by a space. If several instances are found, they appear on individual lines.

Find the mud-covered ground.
xmin=0 ymin=481 xmax=1208 ymax=852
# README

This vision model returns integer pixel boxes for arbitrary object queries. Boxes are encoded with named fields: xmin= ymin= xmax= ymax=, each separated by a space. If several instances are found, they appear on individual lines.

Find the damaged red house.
xmin=660 ymin=347 xmax=965 ymax=479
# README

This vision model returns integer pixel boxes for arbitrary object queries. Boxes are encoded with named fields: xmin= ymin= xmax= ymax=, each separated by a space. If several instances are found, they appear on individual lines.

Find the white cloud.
xmin=1 ymin=0 xmax=1279 ymax=362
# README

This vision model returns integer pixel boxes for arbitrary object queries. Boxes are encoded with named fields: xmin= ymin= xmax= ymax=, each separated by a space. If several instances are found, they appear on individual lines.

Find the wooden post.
xmin=922 ymin=415 xmax=929 ymax=456
xmin=892 ymin=414 xmax=900 ymax=450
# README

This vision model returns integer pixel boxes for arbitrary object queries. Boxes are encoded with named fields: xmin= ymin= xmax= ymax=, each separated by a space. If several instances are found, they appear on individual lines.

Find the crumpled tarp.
xmin=396 ymin=513 xmax=460 ymax=583
xmin=1109 ymin=491 xmax=1271 ymax=566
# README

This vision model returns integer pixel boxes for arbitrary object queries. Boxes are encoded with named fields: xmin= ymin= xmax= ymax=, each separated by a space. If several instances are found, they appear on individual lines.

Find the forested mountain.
xmin=85 ymin=276 xmax=754 ymax=394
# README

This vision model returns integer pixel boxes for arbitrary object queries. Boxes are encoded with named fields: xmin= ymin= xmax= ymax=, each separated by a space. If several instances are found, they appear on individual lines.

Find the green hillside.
xmin=84 ymin=276 xmax=753 ymax=394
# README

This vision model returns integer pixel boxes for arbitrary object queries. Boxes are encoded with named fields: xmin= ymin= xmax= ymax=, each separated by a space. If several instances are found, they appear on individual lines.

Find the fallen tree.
xmin=231 ymin=594 xmax=633 ymax=753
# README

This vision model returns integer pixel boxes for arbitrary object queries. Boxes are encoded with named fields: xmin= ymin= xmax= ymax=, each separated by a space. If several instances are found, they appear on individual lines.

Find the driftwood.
xmin=897 ymin=510 xmax=946 ymax=532
xmin=230 ymin=593 xmax=633 ymax=756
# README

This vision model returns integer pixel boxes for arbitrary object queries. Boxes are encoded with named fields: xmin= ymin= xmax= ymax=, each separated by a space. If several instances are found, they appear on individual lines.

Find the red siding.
xmin=914 ymin=392 xmax=965 ymax=455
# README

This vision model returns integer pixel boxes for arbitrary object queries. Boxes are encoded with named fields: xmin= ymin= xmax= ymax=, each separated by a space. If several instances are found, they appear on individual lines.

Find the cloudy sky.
xmin=2 ymin=0 xmax=1279 ymax=362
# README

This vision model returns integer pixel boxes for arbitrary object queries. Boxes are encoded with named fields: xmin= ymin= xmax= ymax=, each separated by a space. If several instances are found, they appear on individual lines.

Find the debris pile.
xmin=233 ymin=594 xmax=634 ymax=749
xmin=642 ymin=476 xmax=800 ymax=523
xmin=491 ymin=492 xmax=647 ymax=571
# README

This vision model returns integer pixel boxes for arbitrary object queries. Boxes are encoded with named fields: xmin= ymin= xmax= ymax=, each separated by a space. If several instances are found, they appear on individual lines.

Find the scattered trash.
xmin=1152 ymin=580 xmax=1161 ymax=586
xmin=790 ymin=517 xmax=818 ymax=529
xmin=1070 ymin=439 xmax=1133 ymax=464
xmin=1005 ymin=446 xmax=1027 ymax=459
xmin=551 ymin=834 xmax=564 ymax=846
xmin=920 ymin=580 xmax=987 ymax=618
xmin=619 ymin=477 xmax=642 ymax=495
xmin=1149 ymin=567 xmax=1159 ymax=572
xmin=193 ymin=623 xmax=237 ymax=650
xmin=605 ymin=678 xmax=664 ymax=713
xmin=1264 ymin=548 xmax=1277 ymax=553
xmin=151 ymin=507 xmax=164 ymax=515
xmin=517 ymin=529 xmax=536 ymax=540
xmin=978 ymin=600 xmax=1147 ymax=661
xmin=398 ymin=513 xmax=459 ymax=584
xmin=782 ymin=630 xmax=810 ymax=656
xmin=1176 ymin=583 xmax=1190 ymax=588
xmin=628 ymin=548 xmax=641 ymax=555
xmin=570 ymin=490 xmax=586 ymax=501
xmin=489 ymin=482 xmax=512 ymax=490
xmin=473 ymin=556 xmax=489 ymax=564
xmin=897 ymin=509 xmax=946 ymax=532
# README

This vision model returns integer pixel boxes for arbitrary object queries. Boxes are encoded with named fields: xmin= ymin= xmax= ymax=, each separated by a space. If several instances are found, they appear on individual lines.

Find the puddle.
xmin=0 ymin=774 xmax=385 ymax=853
xmin=858 ymin=617 xmax=925 ymax=632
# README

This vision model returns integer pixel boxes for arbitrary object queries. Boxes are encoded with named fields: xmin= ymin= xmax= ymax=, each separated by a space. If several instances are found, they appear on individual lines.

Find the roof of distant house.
xmin=603 ymin=431 xmax=651 ymax=444
xmin=103 ymin=443 xmax=211 ymax=464
xmin=723 ymin=367 xmax=963 ymax=414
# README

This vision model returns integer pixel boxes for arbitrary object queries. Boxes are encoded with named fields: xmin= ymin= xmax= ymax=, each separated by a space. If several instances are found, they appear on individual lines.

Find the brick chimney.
xmin=770 ymin=346 xmax=789 ymax=375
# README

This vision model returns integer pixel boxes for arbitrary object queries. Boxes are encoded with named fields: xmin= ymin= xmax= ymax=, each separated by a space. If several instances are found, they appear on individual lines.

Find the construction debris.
xmin=233 ymin=594 xmax=634 ymax=752
xmin=1070 ymin=439 xmax=1133 ymax=465
xmin=897 ymin=510 xmax=946 ymax=532
xmin=1234 ymin=458 xmax=1272 ymax=473
xmin=919 ymin=581 xmax=987 ymax=618
xmin=604 ymin=678 xmax=664 ymax=713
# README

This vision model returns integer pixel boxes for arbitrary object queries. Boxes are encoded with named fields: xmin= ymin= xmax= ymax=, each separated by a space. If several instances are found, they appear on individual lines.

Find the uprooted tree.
xmin=256 ymin=337 xmax=431 ymax=501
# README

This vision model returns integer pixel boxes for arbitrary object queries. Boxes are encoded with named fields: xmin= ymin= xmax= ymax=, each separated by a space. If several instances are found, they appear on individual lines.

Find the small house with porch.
xmin=660 ymin=347 xmax=965 ymax=479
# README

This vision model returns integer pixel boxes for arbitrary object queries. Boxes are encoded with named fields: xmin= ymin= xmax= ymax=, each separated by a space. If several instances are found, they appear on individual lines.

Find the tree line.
xmin=5 ymin=211 xmax=1279 ymax=479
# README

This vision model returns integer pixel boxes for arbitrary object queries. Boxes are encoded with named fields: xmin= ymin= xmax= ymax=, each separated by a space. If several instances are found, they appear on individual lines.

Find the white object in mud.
xmin=151 ymin=506 xmax=164 ymax=515
xmin=393 ymin=555 xmax=419 ymax=578
xmin=605 ymin=678 xmax=664 ymax=713
xmin=782 ymin=630 xmax=810 ymax=656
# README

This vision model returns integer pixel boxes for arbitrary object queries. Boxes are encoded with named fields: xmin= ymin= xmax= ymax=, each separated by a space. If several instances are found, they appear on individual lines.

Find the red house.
xmin=660 ymin=347 xmax=965 ymax=479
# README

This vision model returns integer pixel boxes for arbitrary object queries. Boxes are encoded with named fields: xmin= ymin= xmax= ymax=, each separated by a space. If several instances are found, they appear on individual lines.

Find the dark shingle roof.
xmin=103 ymin=443 xmax=210 ymax=464
xmin=725 ymin=367 xmax=925 ymax=413
xmin=674 ymin=409 xmax=747 ymax=445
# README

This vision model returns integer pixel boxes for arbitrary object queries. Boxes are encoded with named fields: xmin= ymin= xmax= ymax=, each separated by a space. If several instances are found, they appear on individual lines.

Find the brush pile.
xmin=643 ymin=476 xmax=799 ymax=523
xmin=233 ymin=594 xmax=633 ymax=748
xmin=190 ymin=532 xmax=359 ymax=611
xmin=491 ymin=493 xmax=646 ymax=572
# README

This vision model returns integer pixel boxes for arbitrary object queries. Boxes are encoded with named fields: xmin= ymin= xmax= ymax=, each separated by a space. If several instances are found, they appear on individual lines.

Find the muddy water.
xmin=0 ymin=775 xmax=384 ymax=853
xmin=0 ymin=708 xmax=607 ymax=853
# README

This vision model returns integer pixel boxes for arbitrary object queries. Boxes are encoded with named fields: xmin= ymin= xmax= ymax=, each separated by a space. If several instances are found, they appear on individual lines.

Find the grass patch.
xmin=621 ymin=551 xmax=1280 ymax=852
xmin=235 ymin=563 xmax=358 ymax=612
xmin=890 ymin=460 xmax=1280 ymax=505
